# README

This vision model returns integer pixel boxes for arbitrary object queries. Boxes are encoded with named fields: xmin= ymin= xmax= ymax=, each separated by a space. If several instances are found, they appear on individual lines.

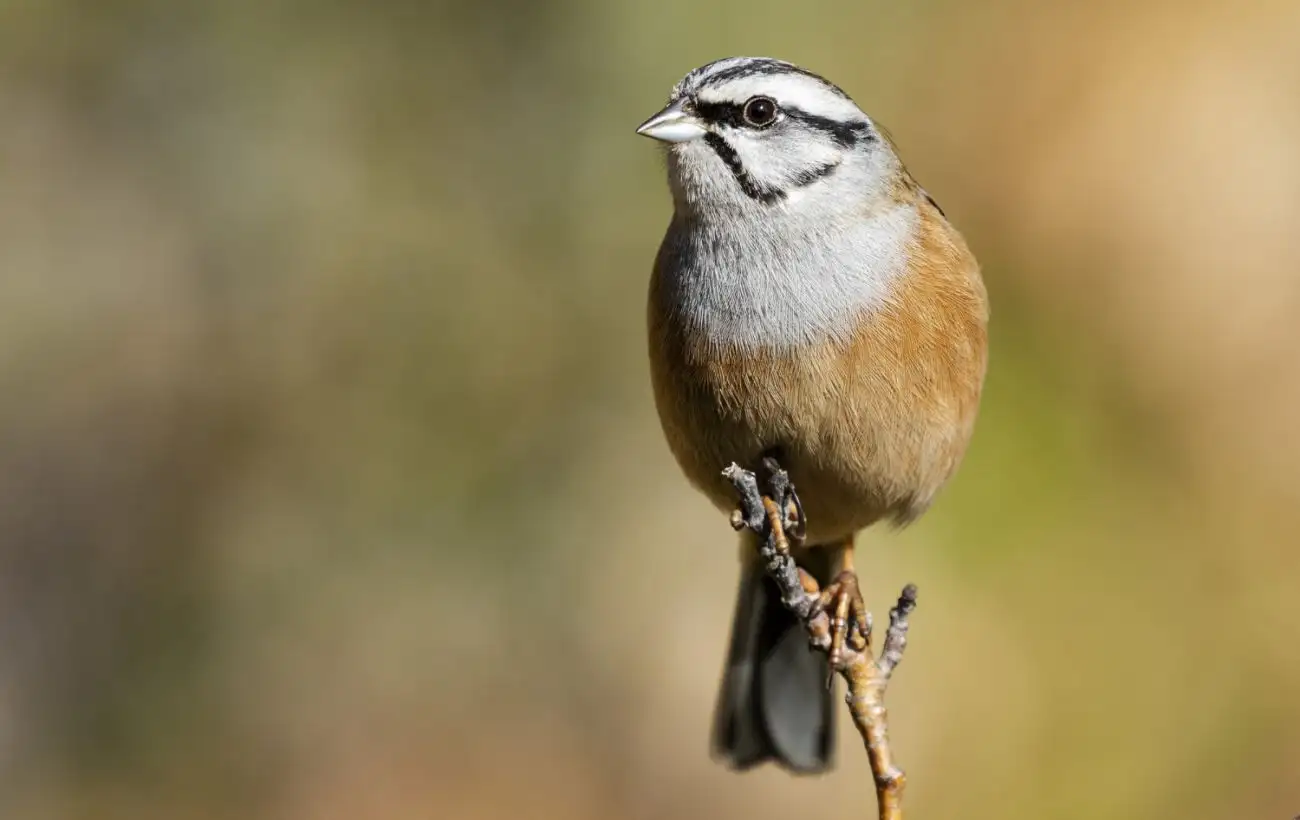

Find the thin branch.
xmin=724 ymin=460 xmax=917 ymax=820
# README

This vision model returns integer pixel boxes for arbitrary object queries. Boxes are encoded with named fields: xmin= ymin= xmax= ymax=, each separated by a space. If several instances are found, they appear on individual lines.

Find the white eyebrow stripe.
xmin=696 ymin=74 xmax=864 ymax=122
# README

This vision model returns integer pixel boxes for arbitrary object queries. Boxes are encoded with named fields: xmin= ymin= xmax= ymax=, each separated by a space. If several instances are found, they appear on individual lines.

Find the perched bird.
xmin=637 ymin=57 xmax=988 ymax=774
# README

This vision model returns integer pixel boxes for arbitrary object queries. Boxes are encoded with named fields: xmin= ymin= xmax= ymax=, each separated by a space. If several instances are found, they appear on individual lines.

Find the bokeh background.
xmin=2 ymin=1 xmax=1298 ymax=818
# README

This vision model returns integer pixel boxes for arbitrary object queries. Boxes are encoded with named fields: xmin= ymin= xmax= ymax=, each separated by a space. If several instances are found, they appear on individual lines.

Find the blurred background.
xmin=1 ymin=1 xmax=1298 ymax=818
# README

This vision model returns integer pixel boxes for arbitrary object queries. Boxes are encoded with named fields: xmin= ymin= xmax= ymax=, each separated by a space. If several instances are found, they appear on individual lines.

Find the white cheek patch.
xmin=697 ymin=74 xmax=864 ymax=122
xmin=725 ymin=128 xmax=841 ymax=189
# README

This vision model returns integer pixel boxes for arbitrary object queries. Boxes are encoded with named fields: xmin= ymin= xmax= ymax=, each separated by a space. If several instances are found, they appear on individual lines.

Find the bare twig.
xmin=724 ymin=460 xmax=917 ymax=820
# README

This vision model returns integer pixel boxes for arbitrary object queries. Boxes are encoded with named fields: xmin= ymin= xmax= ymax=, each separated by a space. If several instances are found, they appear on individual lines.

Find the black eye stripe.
xmin=692 ymin=100 xmax=747 ymax=128
xmin=783 ymin=107 xmax=874 ymax=148
xmin=691 ymin=100 xmax=874 ymax=149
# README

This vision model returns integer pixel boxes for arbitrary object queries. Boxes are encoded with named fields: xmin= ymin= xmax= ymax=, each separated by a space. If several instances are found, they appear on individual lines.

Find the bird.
xmin=636 ymin=57 xmax=989 ymax=775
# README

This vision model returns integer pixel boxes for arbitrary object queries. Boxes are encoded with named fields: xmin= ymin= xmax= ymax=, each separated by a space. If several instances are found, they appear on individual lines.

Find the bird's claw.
xmin=817 ymin=569 xmax=871 ymax=682
xmin=758 ymin=456 xmax=806 ymax=545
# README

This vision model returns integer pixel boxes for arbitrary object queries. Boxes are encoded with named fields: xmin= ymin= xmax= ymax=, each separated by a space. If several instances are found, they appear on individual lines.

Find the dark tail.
xmin=710 ymin=545 xmax=836 ymax=774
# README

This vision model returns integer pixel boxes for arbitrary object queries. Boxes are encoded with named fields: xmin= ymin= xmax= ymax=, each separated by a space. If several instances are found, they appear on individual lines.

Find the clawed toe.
xmin=817 ymin=570 xmax=871 ymax=677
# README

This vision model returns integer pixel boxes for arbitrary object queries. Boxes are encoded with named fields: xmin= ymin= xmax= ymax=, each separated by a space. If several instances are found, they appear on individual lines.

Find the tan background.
xmin=1 ymin=1 xmax=1298 ymax=818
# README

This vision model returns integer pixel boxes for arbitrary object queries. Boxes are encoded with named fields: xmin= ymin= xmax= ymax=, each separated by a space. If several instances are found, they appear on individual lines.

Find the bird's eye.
xmin=742 ymin=96 xmax=778 ymax=127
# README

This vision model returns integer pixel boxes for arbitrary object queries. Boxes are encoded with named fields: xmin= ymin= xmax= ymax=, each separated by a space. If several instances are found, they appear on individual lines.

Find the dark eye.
xmin=742 ymin=96 xmax=778 ymax=127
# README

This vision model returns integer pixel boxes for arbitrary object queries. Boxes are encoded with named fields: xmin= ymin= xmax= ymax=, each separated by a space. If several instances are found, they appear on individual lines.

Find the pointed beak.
xmin=636 ymin=102 xmax=707 ymax=143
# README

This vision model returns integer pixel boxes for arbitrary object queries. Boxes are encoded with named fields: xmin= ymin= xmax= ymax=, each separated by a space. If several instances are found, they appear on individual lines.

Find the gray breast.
xmin=655 ymin=204 xmax=918 ymax=351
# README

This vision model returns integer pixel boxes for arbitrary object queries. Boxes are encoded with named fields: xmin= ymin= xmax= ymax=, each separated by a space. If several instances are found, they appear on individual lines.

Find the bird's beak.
xmin=636 ymin=102 xmax=707 ymax=143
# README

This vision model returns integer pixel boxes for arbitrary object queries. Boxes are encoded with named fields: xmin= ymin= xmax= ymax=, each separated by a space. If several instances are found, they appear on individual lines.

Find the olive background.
xmin=1 ymin=2 xmax=1298 ymax=818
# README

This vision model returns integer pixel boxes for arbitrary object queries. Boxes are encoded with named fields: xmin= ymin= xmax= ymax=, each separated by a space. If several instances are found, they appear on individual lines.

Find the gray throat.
xmin=655 ymin=203 xmax=918 ymax=351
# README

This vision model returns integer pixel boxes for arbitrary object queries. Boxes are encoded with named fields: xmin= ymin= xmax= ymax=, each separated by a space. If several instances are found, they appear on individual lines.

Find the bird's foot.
xmin=758 ymin=456 xmax=806 ymax=545
xmin=817 ymin=569 xmax=871 ymax=678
